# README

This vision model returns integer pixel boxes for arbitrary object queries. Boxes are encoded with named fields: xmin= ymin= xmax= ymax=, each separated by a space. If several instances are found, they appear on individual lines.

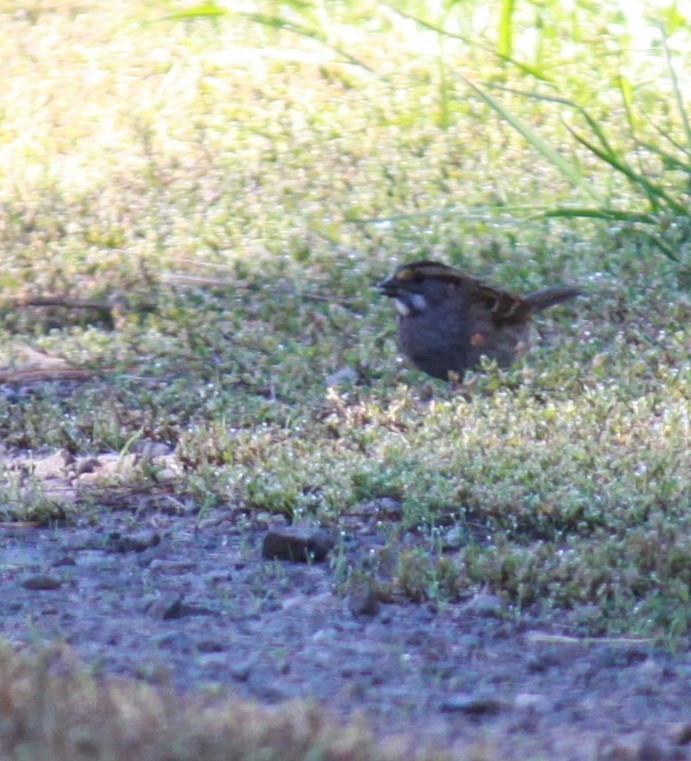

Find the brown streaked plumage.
xmin=377 ymin=260 xmax=582 ymax=382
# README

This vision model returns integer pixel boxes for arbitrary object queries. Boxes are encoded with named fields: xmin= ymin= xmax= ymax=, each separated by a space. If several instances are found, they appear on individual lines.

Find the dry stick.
xmin=15 ymin=295 xmax=114 ymax=311
xmin=163 ymin=272 xmax=361 ymax=310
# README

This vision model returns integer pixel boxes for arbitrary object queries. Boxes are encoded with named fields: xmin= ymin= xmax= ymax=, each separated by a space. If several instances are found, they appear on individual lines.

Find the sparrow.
xmin=377 ymin=260 xmax=581 ymax=381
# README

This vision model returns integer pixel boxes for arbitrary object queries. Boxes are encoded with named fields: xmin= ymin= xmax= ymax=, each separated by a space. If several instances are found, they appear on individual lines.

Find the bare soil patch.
xmin=2 ymin=447 xmax=690 ymax=760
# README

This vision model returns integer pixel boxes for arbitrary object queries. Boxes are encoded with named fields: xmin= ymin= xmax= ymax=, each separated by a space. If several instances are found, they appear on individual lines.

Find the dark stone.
xmin=146 ymin=594 xmax=182 ymax=620
xmin=440 ymin=693 xmax=504 ymax=715
xmin=22 ymin=575 xmax=62 ymax=590
xmin=262 ymin=527 xmax=335 ymax=563
xmin=196 ymin=639 xmax=227 ymax=653
xmin=148 ymin=594 xmax=215 ymax=621
xmin=671 ymin=722 xmax=691 ymax=745
xmin=348 ymin=587 xmax=381 ymax=617
xmin=230 ymin=660 xmax=254 ymax=682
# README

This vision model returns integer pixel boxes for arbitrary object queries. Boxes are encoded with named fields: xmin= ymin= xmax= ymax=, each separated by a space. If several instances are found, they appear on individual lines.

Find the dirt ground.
xmin=2 ymin=446 xmax=690 ymax=761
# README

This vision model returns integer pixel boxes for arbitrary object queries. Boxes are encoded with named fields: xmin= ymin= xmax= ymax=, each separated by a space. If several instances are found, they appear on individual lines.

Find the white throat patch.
xmin=394 ymin=294 xmax=427 ymax=316
xmin=394 ymin=298 xmax=410 ymax=317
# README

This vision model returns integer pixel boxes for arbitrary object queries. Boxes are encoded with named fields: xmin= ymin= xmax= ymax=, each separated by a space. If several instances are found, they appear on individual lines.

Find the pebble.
xmin=262 ymin=527 xmax=335 ymax=563
xmin=21 ymin=574 xmax=62 ymax=590
xmin=348 ymin=587 xmax=381 ymax=617
xmin=461 ymin=593 xmax=504 ymax=618
xmin=230 ymin=660 xmax=254 ymax=682
xmin=670 ymin=722 xmax=691 ymax=745
xmin=440 ymin=693 xmax=504 ymax=715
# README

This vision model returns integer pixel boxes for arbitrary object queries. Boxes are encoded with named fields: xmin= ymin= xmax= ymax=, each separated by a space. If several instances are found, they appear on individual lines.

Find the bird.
xmin=377 ymin=260 xmax=582 ymax=382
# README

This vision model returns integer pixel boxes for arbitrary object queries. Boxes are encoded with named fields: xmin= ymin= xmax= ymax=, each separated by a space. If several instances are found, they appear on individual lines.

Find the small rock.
xmin=440 ymin=693 xmax=504 ymax=715
xmin=262 ymin=527 xmax=335 ymax=563
xmin=105 ymin=530 xmax=160 ymax=553
xmin=196 ymin=639 xmax=227 ymax=654
xmin=74 ymin=457 xmax=101 ymax=475
xmin=230 ymin=660 xmax=254 ymax=682
xmin=22 ymin=575 xmax=62 ymax=591
xmin=348 ymin=587 xmax=380 ymax=617
xmin=461 ymin=593 xmax=504 ymax=618
xmin=146 ymin=594 xmax=183 ymax=620
xmin=150 ymin=595 xmax=214 ymax=621
xmin=670 ymin=722 xmax=691 ymax=745
xmin=173 ymin=602 xmax=216 ymax=619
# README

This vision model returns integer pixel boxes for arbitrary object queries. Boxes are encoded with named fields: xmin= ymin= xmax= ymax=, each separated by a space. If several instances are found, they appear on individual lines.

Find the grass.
xmin=0 ymin=644 xmax=465 ymax=761
xmin=0 ymin=0 xmax=689 ymax=756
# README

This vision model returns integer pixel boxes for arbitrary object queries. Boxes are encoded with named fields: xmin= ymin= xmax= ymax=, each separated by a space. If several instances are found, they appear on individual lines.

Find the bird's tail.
xmin=525 ymin=286 xmax=582 ymax=313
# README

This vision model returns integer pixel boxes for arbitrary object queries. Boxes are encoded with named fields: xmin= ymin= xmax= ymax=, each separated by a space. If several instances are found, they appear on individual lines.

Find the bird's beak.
xmin=376 ymin=276 xmax=398 ymax=297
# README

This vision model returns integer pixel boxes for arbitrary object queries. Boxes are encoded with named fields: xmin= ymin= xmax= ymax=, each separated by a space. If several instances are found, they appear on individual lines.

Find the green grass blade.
xmin=659 ymin=26 xmax=691 ymax=151
xmin=542 ymin=208 xmax=658 ymax=223
xmin=161 ymin=3 xmax=226 ymax=20
xmin=639 ymin=120 xmax=691 ymax=162
xmin=464 ymin=79 xmax=604 ymax=203
xmin=383 ymin=4 xmax=552 ymax=82
xmin=566 ymin=127 xmax=688 ymax=215
xmin=638 ymin=141 xmax=691 ymax=173
xmin=576 ymin=108 xmax=623 ymax=162
xmin=239 ymin=12 xmax=376 ymax=72
xmin=546 ymin=209 xmax=681 ymax=261
xmin=644 ymin=233 xmax=683 ymax=261
xmin=498 ymin=0 xmax=515 ymax=59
